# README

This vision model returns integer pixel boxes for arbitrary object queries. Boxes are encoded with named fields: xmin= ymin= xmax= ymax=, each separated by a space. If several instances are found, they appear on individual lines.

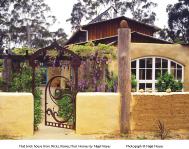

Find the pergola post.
xmin=118 ymin=20 xmax=132 ymax=133
xmin=31 ymin=66 xmax=35 ymax=95
xmin=2 ymin=57 xmax=12 ymax=91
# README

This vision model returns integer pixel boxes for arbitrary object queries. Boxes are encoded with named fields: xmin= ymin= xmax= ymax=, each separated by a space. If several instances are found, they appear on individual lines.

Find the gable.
xmin=65 ymin=16 xmax=162 ymax=45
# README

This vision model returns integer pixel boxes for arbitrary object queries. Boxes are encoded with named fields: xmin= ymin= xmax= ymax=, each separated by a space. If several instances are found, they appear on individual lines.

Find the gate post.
xmin=73 ymin=65 xmax=79 ymax=129
xmin=118 ymin=20 xmax=131 ymax=133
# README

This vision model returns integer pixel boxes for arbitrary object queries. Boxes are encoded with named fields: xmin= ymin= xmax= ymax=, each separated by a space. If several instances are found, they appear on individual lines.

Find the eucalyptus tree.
xmin=166 ymin=0 xmax=189 ymax=43
xmin=68 ymin=0 xmax=157 ymax=31
xmin=0 ymin=0 xmax=67 ymax=49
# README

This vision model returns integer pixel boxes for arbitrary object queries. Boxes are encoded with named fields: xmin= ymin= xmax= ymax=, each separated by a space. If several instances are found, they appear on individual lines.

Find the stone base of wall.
xmin=0 ymin=93 xmax=34 ymax=137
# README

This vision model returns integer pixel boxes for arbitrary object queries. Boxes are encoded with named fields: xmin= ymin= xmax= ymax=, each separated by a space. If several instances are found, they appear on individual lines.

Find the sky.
xmin=45 ymin=0 xmax=178 ymax=37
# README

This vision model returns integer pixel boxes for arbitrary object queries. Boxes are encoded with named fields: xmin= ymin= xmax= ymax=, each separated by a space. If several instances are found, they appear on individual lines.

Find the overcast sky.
xmin=45 ymin=0 xmax=178 ymax=37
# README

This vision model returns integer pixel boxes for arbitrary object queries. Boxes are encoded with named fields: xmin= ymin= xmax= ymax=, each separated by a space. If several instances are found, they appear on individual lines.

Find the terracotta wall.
xmin=131 ymin=93 xmax=189 ymax=132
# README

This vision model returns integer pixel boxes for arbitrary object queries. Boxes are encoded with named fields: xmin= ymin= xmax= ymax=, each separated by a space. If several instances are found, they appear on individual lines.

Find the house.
xmin=65 ymin=16 xmax=171 ymax=46
xmin=64 ymin=16 xmax=189 ymax=92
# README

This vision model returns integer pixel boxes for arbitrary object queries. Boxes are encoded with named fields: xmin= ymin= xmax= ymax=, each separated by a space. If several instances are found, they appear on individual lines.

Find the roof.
xmin=65 ymin=16 xmax=161 ymax=46
xmin=131 ymin=32 xmax=173 ymax=44
xmin=82 ymin=16 xmax=161 ymax=32
xmin=64 ymin=29 xmax=83 ymax=46
xmin=66 ymin=32 xmax=173 ymax=46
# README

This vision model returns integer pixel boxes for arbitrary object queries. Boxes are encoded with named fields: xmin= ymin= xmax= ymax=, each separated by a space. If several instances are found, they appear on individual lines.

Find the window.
xmin=131 ymin=57 xmax=184 ymax=92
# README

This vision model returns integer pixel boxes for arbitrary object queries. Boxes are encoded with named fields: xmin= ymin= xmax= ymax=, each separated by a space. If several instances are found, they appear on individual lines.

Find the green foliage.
xmin=34 ymin=88 xmax=43 ymax=130
xmin=69 ymin=0 xmax=157 ymax=30
xmin=70 ymin=43 xmax=116 ymax=92
xmin=57 ymin=95 xmax=73 ymax=123
xmin=46 ymin=49 xmax=59 ymax=59
xmin=156 ymin=72 xmax=183 ymax=92
xmin=136 ymin=136 xmax=147 ymax=140
xmin=0 ymin=135 xmax=15 ymax=140
xmin=9 ymin=65 xmax=41 ymax=92
xmin=161 ymin=0 xmax=189 ymax=43
xmin=0 ymin=77 xmax=4 ymax=90
xmin=12 ymin=47 xmax=36 ymax=55
xmin=105 ymin=70 xmax=137 ymax=92
xmin=0 ymin=59 xmax=3 ymax=66
xmin=105 ymin=71 xmax=118 ymax=92
xmin=0 ymin=0 xmax=67 ymax=49
xmin=131 ymin=75 xmax=137 ymax=90
xmin=0 ymin=77 xmax=2 ymax=85
xmin=9 ymin=65 xmax=43 ymax=130
xmin=34 ymin=100 xmax=42 ymax=129
xmin=69 ymin=42 xmax=116 ymax=59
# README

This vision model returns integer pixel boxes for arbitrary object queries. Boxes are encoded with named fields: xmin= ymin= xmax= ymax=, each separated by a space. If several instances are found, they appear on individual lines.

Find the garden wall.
xmin=76 ymin=92 xmax=120 ymax=134
xmin=0 ymin=93 xmax=34 ymax=137
xmin=76 ymin=92 xmax=189 ymax=135
xmin=131 ymin=92 xmax=189 ymax=132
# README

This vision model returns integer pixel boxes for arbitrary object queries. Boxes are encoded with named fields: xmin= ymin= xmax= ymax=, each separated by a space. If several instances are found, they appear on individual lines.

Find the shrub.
xmin=33 ymin=88 xmax=43 ymax=130
xmin=34 ymin=97 xmax=42 ymax=130
xmin=105 ymin=72 xmax=137 ymax=92
xmin=9 ymin=65 xmax=43 ymax=130
xmin=156 ymin=72 xmax=183 ymax=92
xmin=131 ymin=74 xmax=137 ymax=90
xmin=9 ymin=65 xmax=41 ymax=92
xmin=57 ymin=94 xmax=74 ymax=123
xmin=105 ymin=72 xmax=118 ymax=92
xmin=0 ymin=77 xmax=4 ymax=89
xmin=156 ymin=120 xmax=169 ymax=140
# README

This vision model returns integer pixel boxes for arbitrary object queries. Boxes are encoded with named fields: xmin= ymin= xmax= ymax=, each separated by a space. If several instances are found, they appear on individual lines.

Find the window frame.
xmin=132 ymin=57 xmax=184 ymax=92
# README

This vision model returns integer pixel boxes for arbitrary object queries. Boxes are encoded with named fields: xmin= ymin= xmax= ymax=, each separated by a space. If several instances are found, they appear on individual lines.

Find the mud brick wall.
xmin=131 ymin=93 xmax=189 ymax=132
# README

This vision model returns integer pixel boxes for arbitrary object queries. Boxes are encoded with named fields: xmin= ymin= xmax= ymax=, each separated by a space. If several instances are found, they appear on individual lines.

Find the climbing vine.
xmin=69 ymin=42 xmax=116 ymax=59
xmin=69 ymin=42 xmax=116 ymax=92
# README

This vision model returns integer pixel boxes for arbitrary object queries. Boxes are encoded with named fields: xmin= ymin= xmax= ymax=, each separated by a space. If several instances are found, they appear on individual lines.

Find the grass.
xmin=136 ymin=136 xmax=148 ymax=140
xmin=0 ymin=135 xmax=15 ymax=140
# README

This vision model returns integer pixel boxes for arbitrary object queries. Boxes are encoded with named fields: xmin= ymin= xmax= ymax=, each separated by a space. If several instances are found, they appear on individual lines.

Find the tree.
xmin=68 ymin=0 xmax=157 ymax=31
xmin=0 ymin=0 xmax=67 ymax=49
xmin=160 ymin=0 xmax=189 ymax=43
xmin=157 ymin=28 xmax=174 ymax=42
xmin=69 ymin=2 xmax=86 ymax=31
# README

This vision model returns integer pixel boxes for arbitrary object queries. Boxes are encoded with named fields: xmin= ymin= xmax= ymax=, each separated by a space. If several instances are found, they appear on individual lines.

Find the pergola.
xmin=0 ymin=41 xmax=81 ymax=94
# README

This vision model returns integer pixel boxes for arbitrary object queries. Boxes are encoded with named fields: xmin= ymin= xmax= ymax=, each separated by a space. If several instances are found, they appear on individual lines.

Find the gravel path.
xmin=24 ymin=124 xmax=103 ymax=140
